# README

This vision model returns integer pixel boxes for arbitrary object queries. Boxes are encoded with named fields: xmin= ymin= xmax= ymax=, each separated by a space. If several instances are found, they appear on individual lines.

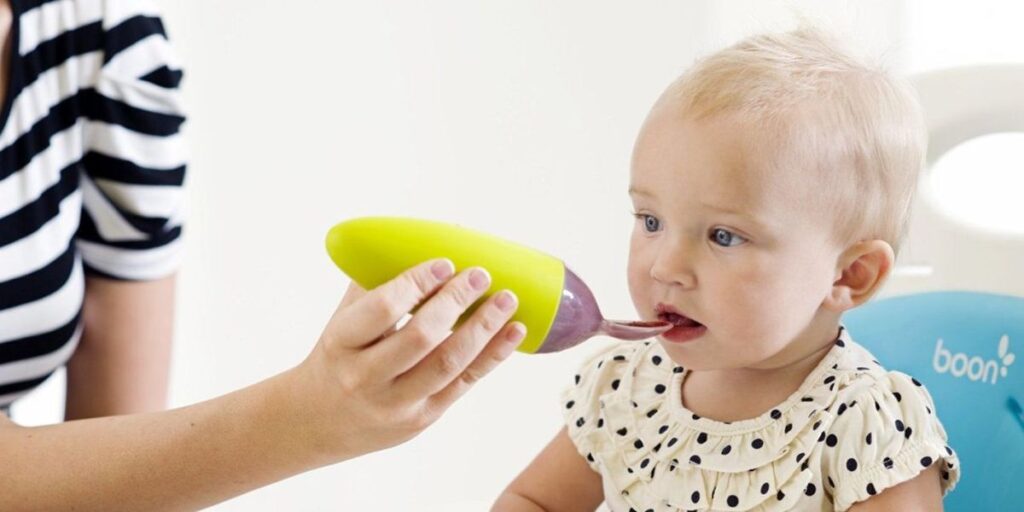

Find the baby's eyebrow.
xmin=700 ymin=201 xmax=774 ymax=231
xmin=627 ymin=187 xmax=653 ymax=198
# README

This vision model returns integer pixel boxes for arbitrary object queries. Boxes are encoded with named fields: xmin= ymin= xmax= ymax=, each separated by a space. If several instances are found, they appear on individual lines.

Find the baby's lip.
xmin=655 ymin=303 xmax=702 ymax=325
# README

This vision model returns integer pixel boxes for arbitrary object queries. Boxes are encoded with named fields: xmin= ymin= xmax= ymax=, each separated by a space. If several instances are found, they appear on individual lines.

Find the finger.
xmin=395 ymin=289 xmax=520 ymax=396
xmin=427 ymin=321 xmax=525 ymax=410
xmin=339 ymin=280 xmax=368 ymax=309
xmin=328 ymin=258 xmax=455 ymax=350
xmin=366 ymin=267 xmax=493 ymax=377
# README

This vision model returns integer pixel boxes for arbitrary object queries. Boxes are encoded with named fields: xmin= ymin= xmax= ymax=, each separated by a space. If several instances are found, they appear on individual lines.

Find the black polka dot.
xmin=801 ymin=396 xmax=814 ymax=402
xmin=652 ymin=355 xmax=662 ymax=365
xmin=837 ymin=403 xmax=848 ymax=415
xmin=824 ymin=375 xmax=835 ymax=384
xmin=574 ymin=374 xmax=580 ymax=385
xmin=634 ymin=439 xmax=644 ymax=449
xmin=576 ymin=418 xmax=585 ymax=428
xmin=836 ymin=339 xmax=846 ymax=347
xmin=826 ymin=434 xmax=838 ymax=447
xmin=597 ymin=418 xmax=604 ymax=428
xmin=673 ymin=366 xmax=684 ymax=374
xmin=653 ymin=442 xmax=661 ymax=453
xmin=691 ymin=491 xmax=700 ymax=503
xmin=667 ymin=437 xmax=678 ymax=447
xmin=752 ymin=438 xmax=764 ymax=449
xmin=805 ymin=483 xmax=817 ymax=496
xmin=654 ymin=384 xmax=667 ymax=394
xmin=613 ymin=355 xmax=627 ymax=361
xmin=895 ymin=419 xmax=905 ymax=432
xmin=658 ymin=425 xmax=669 ymax=434
xmin=867 ymin=483 xmax=877 ymax=495
xmin=640 ymin=458 xmax=650 ymax=469
xmin=818 ymin=431 xmax=826 ymax=442
xmin=697 ymin=432 xmax=708 ymax=444
xmin=813 ymin=420 xmax=822 ymax=430
xmin=893 ymin=392 xmax=902 ymax=402
xmin=828 ymin=476 xmax=835 ymax=488
xmin=904 ymin=427 xmax=913 ymax=439
xmin=617 ymin=427 xmax=628 ymax=436
xmin=646 ymin=408 xmax=658 ymax=418
xmin=597 ymin=361 xmax=603 ymax=369
xmin=796 ymin=452 xmax=805 ymax=463
xmin=690 ymin=455 xmax=701 ymax=465
xmin=784 ymin=423 xmax=793 ymax=434
xmin=945 ymin=445 xmax=954 ymax=456
xmin=847 ymin=458 xmax=858 ymax=471
xmin=777 ymin=491 xmax=786 ymax=501
xmin=611 ymin=379 xmax=620 ymax=390
xmin=771 ymin=409 xmax=782 ymax=419
xmin=721 ymin=445 xmax=732 ymax=455
xmin=912 ymin=377 xmax=922 ymax=386
xmin=761 ymin=482 xmax=770 ymax=495
xmin=883 ymin=457 xmax=894 ymax=469
xmin=727 ymin=495 xmax=739 ymax=507
xmin=866 ymin=432 xmax=872 ymax=445
xmin=801 ymin=460 xmax=809 ymax=471
xmin=921 ymin=456 xmax=933 ymax=467
xmin=692 ymin=413 xmax=701 ymax=420
xmin=942 ymin=470 xmax=950 ymax=480
xmin=565 ymin=400 xmax=575 ymax=409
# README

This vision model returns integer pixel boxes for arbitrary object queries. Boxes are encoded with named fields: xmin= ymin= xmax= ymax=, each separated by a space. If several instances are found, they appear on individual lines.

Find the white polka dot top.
xmin=561 ymin=326 xmax=960 ymax=511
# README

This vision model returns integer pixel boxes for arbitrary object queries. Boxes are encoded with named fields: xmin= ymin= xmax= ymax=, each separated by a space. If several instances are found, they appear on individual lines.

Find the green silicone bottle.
xmin=325 ymin=217 xmax=671 ymax=353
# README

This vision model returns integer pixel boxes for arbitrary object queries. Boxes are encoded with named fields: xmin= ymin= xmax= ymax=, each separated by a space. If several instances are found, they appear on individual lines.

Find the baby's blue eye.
xmin=710 ymin=228 xmax=746 ymax=247
xmin=636 ymin=214 xmax=661 ymax=233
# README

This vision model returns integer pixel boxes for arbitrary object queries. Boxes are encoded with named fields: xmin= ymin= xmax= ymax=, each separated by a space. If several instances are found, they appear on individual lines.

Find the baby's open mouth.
xmin=659 ymin=312 xmax=703 ymax=327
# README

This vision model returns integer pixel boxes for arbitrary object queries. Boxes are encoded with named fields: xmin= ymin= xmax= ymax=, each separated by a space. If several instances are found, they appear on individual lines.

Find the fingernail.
xmin=431 ymin=259 xmax=455 ymax=281
xmin=495 ymin=290 xmax=517 ymax=312
xmin=507 ymin=322 xmax=526 ymax=343
xmin=469 ymin=268 xmax=491 ymax=291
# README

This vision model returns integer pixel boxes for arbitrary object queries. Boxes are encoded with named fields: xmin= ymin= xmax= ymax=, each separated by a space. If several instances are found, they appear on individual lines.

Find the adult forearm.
xmin=1 ymin=368 xmax=324 ymax=511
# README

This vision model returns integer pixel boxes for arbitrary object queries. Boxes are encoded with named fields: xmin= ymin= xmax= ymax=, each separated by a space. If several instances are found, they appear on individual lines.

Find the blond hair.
xmin=665 ymin=27 xmax=926 ymax=255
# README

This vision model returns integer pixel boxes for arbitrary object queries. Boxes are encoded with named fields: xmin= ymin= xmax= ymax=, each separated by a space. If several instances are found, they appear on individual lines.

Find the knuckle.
xmin=371 ymin=293 xmax=402 ymax=320
xmin=450 ymin=275 xmax=483 ymax=307
xmin=435 ymin=350 xmax=464 ymax=378
xmin=406 ymin=266 xmax=436 ymax=296
xmin=479 ymin=307 xmax=506 ymax=334
xmin=460 ymin=367 xmax=484 ymax=387
xmin=405 ymin=326 xmax=435 ymax=352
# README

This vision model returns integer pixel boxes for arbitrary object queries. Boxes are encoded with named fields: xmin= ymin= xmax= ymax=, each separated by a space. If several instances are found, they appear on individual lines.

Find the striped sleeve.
xmin=76 ymin=0 xmax=187 ymax=280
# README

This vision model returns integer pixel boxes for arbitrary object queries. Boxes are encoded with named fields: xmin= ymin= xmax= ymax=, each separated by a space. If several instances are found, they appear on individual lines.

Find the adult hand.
xmin=293 ymin=258 xmax=525 ymax=463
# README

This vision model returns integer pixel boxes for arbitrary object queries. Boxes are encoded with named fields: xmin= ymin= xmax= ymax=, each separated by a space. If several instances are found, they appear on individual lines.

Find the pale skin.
xmin=1 ymin=2 xmax=528 ymax=507
xmin=495 ymin=97 xmax=944 ymax=511
xmin=2 ymin=259 xmax=527 ymax=510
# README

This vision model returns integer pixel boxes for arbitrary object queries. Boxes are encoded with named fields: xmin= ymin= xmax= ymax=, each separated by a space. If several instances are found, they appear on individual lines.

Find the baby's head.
xmin=627 ymin=27 xmax=926 ymax=371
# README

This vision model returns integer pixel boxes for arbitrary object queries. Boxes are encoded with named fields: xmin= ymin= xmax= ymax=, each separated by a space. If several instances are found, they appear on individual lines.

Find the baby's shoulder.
xmin=819 ymin=339 xmax=960 ymax=510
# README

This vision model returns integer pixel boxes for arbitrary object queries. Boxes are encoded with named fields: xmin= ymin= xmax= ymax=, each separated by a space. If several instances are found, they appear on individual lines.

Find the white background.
xmin=12 ymin=1 xmax=1024 ymax=510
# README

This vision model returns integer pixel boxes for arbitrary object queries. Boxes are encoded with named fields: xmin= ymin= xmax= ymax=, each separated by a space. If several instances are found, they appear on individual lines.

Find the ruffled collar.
xmin=588 ymin=325 xmax=866 ymax=510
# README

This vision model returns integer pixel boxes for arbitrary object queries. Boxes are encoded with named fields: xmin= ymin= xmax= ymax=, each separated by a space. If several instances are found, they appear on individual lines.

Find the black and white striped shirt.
xmin=0 ymin=0 xmax=186 ymax=408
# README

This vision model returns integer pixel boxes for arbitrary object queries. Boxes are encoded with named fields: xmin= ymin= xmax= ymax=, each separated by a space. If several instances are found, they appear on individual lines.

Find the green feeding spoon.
xmin=325 ymin=217 xmax=672 ymax=353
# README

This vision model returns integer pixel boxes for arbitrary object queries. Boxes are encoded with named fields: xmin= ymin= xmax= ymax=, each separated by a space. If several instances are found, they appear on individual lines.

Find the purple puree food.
xmin=536 ymin=267 xmax=603 ymax=353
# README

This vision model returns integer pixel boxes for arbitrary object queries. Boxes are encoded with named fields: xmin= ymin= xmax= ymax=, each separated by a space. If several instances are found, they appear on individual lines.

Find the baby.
xmin=494 ymin=28 xmax=959 ymax=511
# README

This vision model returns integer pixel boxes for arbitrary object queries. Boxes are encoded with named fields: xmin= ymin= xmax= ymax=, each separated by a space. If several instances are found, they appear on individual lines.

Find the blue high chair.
xmin=845 ymin=64 xmax=1024 ymax=510
xmin=845 ymin=292 xmax=1023 ymax=510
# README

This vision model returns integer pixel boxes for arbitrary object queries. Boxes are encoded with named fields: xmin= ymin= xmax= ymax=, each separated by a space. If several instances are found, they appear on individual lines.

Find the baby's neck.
xmin=680 ymin=321 xmax=840 ymax=423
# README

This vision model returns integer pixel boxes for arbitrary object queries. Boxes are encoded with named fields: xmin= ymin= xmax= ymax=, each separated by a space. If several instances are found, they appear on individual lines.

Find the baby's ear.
xmin=824 ymin=240 xmax=895 ymax=313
